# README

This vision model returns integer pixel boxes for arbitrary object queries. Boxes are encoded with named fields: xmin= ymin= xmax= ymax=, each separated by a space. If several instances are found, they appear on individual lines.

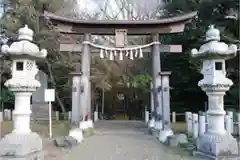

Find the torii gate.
xmin=43 ymin=11 xmax=197 ymax=136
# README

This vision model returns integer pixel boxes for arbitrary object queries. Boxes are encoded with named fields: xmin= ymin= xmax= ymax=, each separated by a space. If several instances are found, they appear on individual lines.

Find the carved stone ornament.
xmin=164 ymin=120 xmax=169 ymax=125
xmin=198 ymin=83 xmax=233 ymax=92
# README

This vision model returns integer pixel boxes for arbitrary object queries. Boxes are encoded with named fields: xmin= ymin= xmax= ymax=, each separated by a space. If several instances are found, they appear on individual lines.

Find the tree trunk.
xmin=46 ymin=60 xmax=66 ymax=113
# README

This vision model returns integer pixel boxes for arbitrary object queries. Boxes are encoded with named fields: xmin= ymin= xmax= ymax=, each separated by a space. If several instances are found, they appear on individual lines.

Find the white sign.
xmin=44 ymin=89 xmax=55 ymax=102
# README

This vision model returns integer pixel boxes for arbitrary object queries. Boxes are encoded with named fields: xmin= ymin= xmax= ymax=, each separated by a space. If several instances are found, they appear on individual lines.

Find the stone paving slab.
xmin=64 ymin=121 xmax=205 ymax=160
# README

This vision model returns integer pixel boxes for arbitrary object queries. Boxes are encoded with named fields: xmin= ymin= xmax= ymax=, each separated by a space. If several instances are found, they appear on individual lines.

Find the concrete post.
xmin=94 ymin=104 xmax=99 ymax=122
xmin=237 ymin=113 xmax=240 ymax=135
xmin=227 ymin=111 xmax=234 ymax=134
xmin=55 ymin=111 xmax=59 ymax=121
xmin=3 ymin=109 xmax=8 ymax=120
xmin=0 ymin=111 xmax=2 ymax=122
xmin=145 ymin=110 xmax=149 ymax=123
xmin=172 ymin=112 xmax=176 ymax=123
xmin=192 ymin=113 xmax=199 ymax=139
xmin=68 ymin=111 xmax=72 ymax=120
xmin=186 ymin=112 xmax=193 ymax=136
xmin=94 ymin=111 xmax=98 ymax=122
xmin=225 ymin=115 xmax=231 ymax=134
xmin=199 ymin=114 xmax=206 ymax=136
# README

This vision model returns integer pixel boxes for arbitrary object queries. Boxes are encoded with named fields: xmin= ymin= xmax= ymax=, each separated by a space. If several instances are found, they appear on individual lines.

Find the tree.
xmin=163 ymin=0 xmax=239 ymax=110
xmin=0 ymin=0 xmax=71 ymax=113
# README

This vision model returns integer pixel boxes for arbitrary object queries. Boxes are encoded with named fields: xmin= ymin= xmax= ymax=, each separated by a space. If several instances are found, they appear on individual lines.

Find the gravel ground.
xmin=50 ymin=121 xmax=202 ymax=160
xmin=42 ymin=121 xmax=239 ymax=160
xmin=43 ymin=138 xmax=71 ymax=160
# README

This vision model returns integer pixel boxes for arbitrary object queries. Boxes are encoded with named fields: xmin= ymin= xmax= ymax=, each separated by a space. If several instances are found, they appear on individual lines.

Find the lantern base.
xmin=148 ymin=118 xmax=155 ymax=128
xmin=154 ymin=120 xmax=162 ymax=130
xmin=0 ymin=132 xmax=43 ymax=158
xmin=158 ymin=129 xmax=174 ymax=143
xmin=195 ymin=131 xmax=239 ymax=159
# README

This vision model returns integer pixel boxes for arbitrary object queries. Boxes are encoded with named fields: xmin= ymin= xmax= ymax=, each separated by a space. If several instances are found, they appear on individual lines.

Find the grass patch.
xmin=171 ymin=122 xmax=187 ymax=133
xmin=0 ymin=120 xmax=71 ymax=138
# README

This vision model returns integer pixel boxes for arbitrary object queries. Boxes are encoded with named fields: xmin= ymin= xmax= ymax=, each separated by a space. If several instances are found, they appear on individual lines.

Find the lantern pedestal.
xmin=191 ymin=25 xmax=239 ymax=159
xmin=0 ymin=25 xmax=47 ymax=160
xmin=0 ymin=92 xmax=43 ymax=159
xmin=158 ymin=129 xmax=173 ymax=143
xmin=0 ymin=132 xmax=43 ymax=159
xmin=195 ymin=86 xmax=238 ymax=159
xmin=195 ymin=132 xmax=238 ymax=159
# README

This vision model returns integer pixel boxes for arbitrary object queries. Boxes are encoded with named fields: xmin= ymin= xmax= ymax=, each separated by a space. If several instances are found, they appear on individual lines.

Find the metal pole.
xmin=48 ymin=101 xmax=52 ymax=138
xmin=0 ymin=58 xmax=2 ymax=113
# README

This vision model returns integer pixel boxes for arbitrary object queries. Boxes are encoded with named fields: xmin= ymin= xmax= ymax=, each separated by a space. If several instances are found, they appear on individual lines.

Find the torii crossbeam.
xmin=43 ymin=11 xmax=197 ymax=137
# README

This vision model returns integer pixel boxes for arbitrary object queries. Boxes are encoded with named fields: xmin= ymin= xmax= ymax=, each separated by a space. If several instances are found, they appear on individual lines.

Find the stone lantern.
xmin=191 ymin=25 xmax=238 ymax=159
xmin=0 ymin=25 xmax=47 ymax=159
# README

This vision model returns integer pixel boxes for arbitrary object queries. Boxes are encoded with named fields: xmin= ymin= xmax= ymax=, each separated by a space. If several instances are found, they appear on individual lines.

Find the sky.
xmin=72 ymin=0 xmax=164 ymax=20
xmin=0 ymin=0 xmax=165 ymax=19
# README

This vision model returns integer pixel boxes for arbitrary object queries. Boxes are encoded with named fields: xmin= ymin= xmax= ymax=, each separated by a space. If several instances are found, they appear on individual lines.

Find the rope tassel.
xmin=114 ymin=50 xmax=117 ymax=56
xmin=85 ymin=41 xmax=159 ymax=60
xmin=130 ymin=50 xmax=134 ymax=60
xmin=125 ymin=50 xmax=129 ymax=57
xmin=134 ymin=49 xmax=138 ymax=57
xmin=119 ymin=50 xmax=123 ymax=60
xmin=100 ymin=49 xmax=104 ymax=58
xmin=105 ymin=50 xmax=109 ymax=58
xmin=139 ymin=48 xmax=143 ymax=58
xmin=109 ymin=51 xmax=114 ymax=60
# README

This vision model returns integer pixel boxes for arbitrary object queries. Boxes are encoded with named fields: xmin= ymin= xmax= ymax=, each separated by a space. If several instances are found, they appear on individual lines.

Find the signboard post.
xmin=44 ymin=89 xmax=55 ymax=138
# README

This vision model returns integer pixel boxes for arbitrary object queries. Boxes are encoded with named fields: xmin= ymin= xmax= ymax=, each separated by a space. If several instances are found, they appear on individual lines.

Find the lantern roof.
xmin=1 ymin=25 xmax=47 ymax=59
xmin=191 ymin=25 xmax=237 ymax=60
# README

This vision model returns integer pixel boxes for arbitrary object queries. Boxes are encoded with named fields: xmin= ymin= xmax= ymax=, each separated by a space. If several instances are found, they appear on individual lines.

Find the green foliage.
xmin=162 ymin=0 xmax=239 ymax=111
xmin=1 ymin=87 xmax=14 ymax=103
xmin=225 ymin=85 xmax=239 ymax=105
xmin=132 ymin=74 xmax=152 ymax=92
xmin=0 ymin=87 xmax=14 ymax=110
xmin=0 ymin=0 xmax=71 ymax=112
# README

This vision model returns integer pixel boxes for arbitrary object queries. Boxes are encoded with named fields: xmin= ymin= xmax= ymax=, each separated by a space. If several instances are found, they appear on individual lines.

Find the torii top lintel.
xmin=43 ymin=11 xmax=197 ymax=35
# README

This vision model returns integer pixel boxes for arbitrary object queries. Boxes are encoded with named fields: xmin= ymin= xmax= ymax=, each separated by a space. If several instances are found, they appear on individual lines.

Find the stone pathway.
xmin=63 ymin=121 xmax=202 ymax=160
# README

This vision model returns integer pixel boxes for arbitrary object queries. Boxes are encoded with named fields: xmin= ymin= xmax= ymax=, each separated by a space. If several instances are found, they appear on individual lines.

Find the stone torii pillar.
xmin=152 ymin=33 xmax=163 ymax=130
xmin=70 ymin=63 xmax=82 ymax=124
xmin=159 ymin=71 xmax=173 ymax=142
xmin=80 ymin=33 xmax=93 ymax=126
xmin=148 ymin=82 xmax=155 ymax=127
